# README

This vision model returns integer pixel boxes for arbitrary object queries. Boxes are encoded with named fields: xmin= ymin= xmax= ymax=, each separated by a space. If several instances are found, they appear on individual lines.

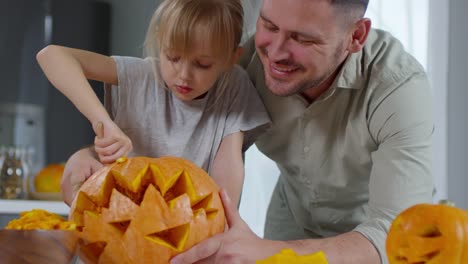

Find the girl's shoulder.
xmin=111 ymin=56 xmax=156 ymax=81
xmin=208 ymin=64 xmax=259 ymax=108
xmin=112 ymin=56 xmax=154 ymax=70
xmin=227 ymin=64 xmax=251 ymax=81
xmin=221 ymin=65 xmax=255 ymax=95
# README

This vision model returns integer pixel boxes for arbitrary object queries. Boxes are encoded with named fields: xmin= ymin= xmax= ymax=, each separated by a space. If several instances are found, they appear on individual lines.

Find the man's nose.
xmin=267 ymin=35 xmax=290 ymax=61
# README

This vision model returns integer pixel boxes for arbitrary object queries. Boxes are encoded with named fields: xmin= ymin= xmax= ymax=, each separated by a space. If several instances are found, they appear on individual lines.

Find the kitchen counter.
xmin=0 ymin=199 xmax=69 ymax=215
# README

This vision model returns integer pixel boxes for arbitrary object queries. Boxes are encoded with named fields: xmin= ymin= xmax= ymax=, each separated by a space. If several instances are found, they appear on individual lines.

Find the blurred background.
xmin=0 ymin=0 xmax=467 ymax=236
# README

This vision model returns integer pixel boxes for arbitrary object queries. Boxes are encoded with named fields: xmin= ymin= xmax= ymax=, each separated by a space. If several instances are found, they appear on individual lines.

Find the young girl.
xmin=36 ymin=0 xmax=270 ymax=206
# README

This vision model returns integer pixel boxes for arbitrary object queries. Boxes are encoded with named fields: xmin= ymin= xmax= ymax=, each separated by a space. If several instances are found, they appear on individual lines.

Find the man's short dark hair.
xmin=331 ymin=0 xmax=369 ymax=10
xmin=329 ymin=0 xmax=369 ymax=26
xmin=331 ymin=0 xmax=369 ymax=18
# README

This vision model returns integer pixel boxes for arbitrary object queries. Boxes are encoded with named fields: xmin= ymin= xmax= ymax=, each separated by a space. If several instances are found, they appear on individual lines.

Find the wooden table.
xmin=0 ymin=230 xmax=79 ymax=264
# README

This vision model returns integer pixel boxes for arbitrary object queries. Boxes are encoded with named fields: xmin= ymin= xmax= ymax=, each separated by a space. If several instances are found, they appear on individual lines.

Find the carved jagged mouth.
xmin=394 ymin=224 xmax=444 ymax=263
xmin=72 ymin=157 xmax=221 ymax=261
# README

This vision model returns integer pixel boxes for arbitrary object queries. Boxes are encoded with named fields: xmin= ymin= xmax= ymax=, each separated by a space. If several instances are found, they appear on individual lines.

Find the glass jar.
xmin=0 ymin=147 xmax=27 ymax=199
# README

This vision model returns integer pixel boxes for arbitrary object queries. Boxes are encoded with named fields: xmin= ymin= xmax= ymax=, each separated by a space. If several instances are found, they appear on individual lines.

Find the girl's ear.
xmin=231 ymin=47 xmax=244 ymax=64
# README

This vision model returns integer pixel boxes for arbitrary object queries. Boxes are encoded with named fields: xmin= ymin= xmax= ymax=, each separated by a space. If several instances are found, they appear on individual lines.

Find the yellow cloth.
xmin=256 ymin=249 xmax=328 ymax=264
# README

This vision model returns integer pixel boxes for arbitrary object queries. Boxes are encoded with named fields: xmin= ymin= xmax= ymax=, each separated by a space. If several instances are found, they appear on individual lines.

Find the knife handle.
xmin=94 ymin=121 xmax=104 ymax=138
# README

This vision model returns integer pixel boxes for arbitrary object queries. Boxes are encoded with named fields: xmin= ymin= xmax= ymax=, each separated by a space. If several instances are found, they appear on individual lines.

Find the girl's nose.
xmin=178 ymin=61 xmax=192 ymax=81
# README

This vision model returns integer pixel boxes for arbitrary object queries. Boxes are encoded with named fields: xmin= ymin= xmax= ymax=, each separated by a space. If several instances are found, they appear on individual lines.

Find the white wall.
xmin=427 ymin=0 xmax=449 ymax=203
xmin=447 ymin=0 xmax=468 ymax=209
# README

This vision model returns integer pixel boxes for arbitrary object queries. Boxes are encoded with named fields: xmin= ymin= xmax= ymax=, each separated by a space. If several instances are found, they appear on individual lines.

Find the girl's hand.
xmin=93 ymin=120 xmax=133 ymax=164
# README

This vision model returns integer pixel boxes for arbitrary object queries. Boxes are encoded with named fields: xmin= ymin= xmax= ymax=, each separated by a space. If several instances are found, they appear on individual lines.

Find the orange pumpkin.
xmin=34 ymin=164 xmax=65 ymax=193
xmin=69 ymin=156 xmax=226 ymax=264
xmin=386 ymin=202 xmax=468 ymax=264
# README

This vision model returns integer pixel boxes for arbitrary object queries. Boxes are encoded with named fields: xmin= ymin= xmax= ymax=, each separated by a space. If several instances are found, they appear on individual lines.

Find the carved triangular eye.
xmin=69 ymin=156 xmax=226 ymax=264
xmin=110 ymin=221 xmax=131 ymax=234
xmin=192 ymin=193 xmax=219 ymax=219
xmin=146 ymin=223 xmax=190 ymax=251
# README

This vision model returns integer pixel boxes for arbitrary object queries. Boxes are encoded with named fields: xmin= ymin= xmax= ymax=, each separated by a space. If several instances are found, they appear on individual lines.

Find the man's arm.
xmin=61 ymin=146 xmax=103 ymax=205
xmin=353 ymin=72 xmax=434 ymax=263
xmin=170 ymin=191 xmax=379 ymax=264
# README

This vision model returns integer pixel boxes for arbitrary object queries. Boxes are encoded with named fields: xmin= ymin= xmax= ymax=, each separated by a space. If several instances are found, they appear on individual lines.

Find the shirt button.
xmin=303 ymin=146 xmax=310 ymax=153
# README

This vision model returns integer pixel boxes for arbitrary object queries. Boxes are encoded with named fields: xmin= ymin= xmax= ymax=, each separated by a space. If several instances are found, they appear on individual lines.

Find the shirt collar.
xmin=334 ymin=49 xmax=366 ymax=90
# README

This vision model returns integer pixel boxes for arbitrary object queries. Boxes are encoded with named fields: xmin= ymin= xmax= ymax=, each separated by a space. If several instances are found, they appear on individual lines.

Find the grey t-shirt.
xmin=105 ymin=56 xmax=270 ymax=173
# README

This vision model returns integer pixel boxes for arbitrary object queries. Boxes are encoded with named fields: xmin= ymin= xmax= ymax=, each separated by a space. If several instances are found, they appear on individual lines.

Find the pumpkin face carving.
xmin=69 ymin=156 xmax=225 ymax=264
xmin=386 ymin=203 xmax=468 ymax=264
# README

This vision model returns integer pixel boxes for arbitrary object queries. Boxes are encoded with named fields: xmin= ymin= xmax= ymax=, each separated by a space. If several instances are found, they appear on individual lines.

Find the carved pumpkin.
xmin=386 ymin=202 xmax=468 ymax=264
xmin=69 ymin=156 xmax=225 ymax=264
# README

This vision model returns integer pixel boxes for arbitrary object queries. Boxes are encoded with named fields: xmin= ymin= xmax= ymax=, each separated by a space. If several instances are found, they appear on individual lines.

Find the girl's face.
xmin=159 ymin=42 xmax=229 ymax=101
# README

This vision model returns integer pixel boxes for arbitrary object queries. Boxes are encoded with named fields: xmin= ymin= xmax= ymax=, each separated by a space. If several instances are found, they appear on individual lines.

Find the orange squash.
xmin=34 ymin=164 xmax=65 ymax=193
xmin=69 ymin=156 xmax=226 ymax=264
xmin=386 ymin=202 xmax=468 ymax=264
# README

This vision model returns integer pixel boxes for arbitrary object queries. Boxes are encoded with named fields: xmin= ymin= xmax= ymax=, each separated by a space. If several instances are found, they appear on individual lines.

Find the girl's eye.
xmin=166 ymin=54 xmax=180 ymax=62
xmin=196 ymin=61 xmax=212 ymax=69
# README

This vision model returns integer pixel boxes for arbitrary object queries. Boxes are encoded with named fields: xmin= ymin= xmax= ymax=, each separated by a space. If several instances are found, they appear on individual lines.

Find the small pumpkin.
xmin=34 ymin=164 xmax=65 ymax=193
xmin=69 ymin=156 xmax=226 ymax=264
xmin=386 ymin=202 xmax=468 ymax=264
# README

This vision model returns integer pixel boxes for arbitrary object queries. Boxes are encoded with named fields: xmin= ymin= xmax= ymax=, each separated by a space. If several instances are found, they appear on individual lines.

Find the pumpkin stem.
xmin=438 ymin=199 xmax=455 ymax=207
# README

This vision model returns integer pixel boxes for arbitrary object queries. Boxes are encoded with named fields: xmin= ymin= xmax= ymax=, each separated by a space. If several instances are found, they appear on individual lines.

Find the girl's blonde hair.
xmin=145 ymin=0 xmax=244 ymax=64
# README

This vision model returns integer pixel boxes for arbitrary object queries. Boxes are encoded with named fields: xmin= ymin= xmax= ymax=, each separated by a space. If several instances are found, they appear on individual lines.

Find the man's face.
xmin=255 ymin=0 xmax=351 ymax=97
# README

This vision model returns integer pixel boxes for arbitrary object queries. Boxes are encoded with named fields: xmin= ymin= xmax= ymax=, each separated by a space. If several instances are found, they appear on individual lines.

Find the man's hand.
xmin=61 ymin=147 xmax=103 ymax=205
xmin=93 ymin=120 xmax=132 ymax=164
xmin=170 ymin=189 xmax=287 ymax=264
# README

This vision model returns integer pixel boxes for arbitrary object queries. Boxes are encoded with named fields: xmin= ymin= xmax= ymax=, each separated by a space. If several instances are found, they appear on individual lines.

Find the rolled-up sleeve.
xmin=354 ymin=72 xmax=434 ymax=264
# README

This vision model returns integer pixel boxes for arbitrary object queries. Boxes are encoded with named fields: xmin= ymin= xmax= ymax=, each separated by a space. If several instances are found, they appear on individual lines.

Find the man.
xmin=170 ymin=0 xmax=434 ymax=263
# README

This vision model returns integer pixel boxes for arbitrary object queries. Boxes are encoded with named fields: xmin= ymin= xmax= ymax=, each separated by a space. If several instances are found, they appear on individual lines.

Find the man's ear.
xmin=347 ymin=18 xmax=371 ymax=53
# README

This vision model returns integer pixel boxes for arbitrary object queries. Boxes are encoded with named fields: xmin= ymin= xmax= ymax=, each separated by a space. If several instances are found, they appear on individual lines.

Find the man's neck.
xmin=300 ymin=72 xmax=337 ymax=104
xmin=300 ymin=60 xmax=346 ymax=104
xmin=300 ymin=83 xmax=331 ymax=104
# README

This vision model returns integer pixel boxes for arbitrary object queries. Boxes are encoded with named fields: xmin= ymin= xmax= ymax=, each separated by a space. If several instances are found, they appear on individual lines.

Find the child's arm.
xmin=210 ymin=132 xmax=245 ymax=207
xmin=37 ymin=45 xmax=116 ymax=124
xmin=36 ymin=45 xmax=132 ymax=163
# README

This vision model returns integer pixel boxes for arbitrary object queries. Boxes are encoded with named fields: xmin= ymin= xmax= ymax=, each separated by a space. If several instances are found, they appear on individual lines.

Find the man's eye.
xmin=263 ymin=22 xmax=278 ymax=32
xmin=297 ymin=38 xmax=314 ymax=44
xmin=291 ymin=33 xmax=315 ymax=45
